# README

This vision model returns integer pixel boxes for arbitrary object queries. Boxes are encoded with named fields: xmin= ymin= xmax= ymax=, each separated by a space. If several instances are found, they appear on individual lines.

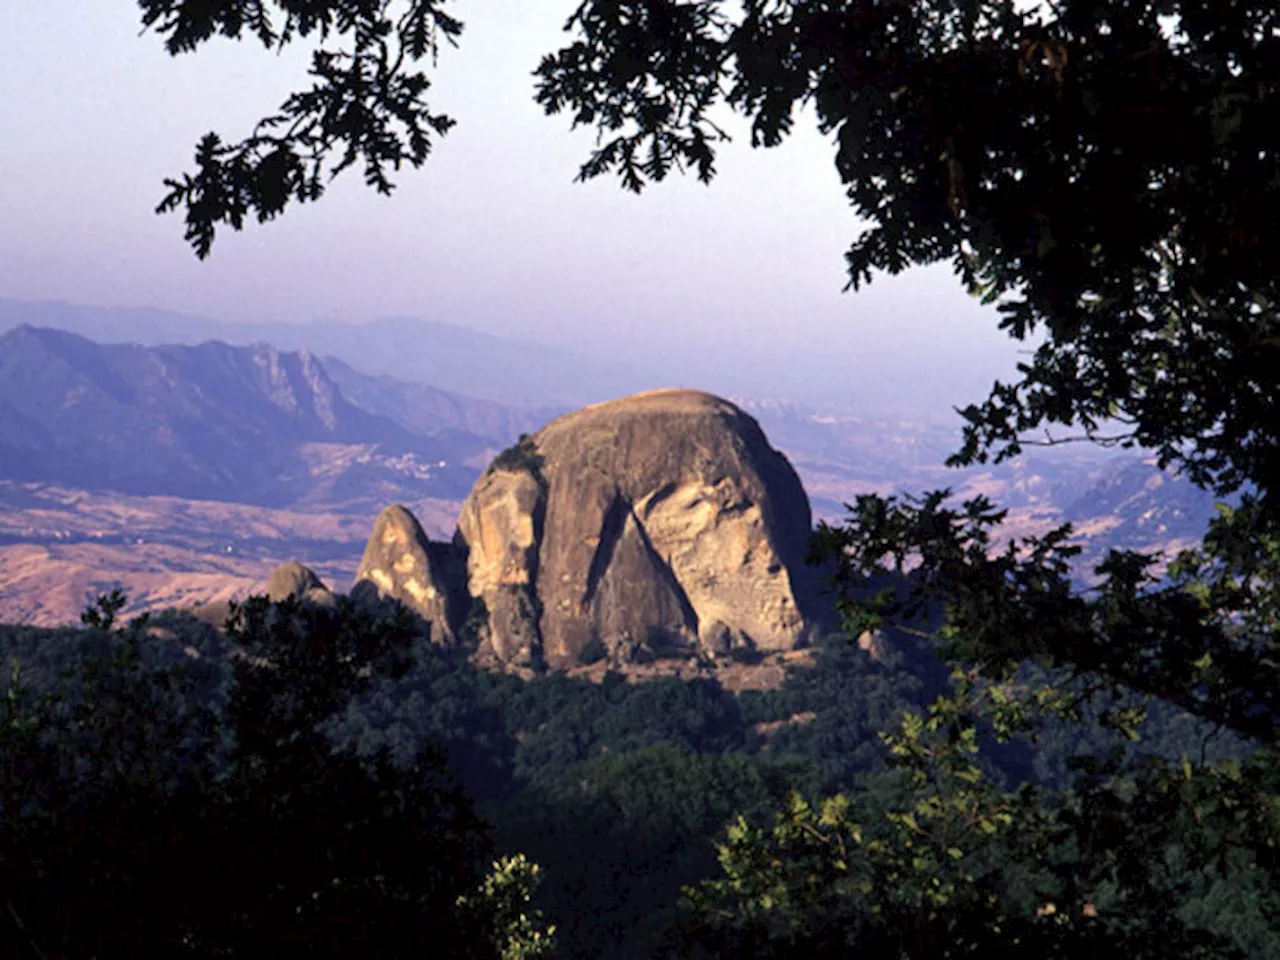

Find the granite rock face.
xmin=265 ymin=560 xmax=336 ymax=607
xmin=455 ymin=457 xmax=546 ymax=666
xmin=350 ymin=504 xmax=466 ymax=645
xmin=457 ymin=389 xmax=827 ymax=668
xmin=350 ymin=389 xmax=829 ymax=669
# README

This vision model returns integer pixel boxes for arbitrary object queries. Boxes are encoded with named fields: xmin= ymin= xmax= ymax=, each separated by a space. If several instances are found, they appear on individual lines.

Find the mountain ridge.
xmin=0 ymin=325 xmax=478 ymax=505
xmin=320 ymin=354 xmax=557 ymax=450
xmin=0 ymin=298 xmax=651 ymax=408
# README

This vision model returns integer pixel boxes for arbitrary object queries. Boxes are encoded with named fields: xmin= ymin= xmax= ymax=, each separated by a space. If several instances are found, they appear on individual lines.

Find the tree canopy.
xmin=1 ymin=592 xmax=556 ymax=958
xmin=140 ymin=0 xmax=462 ymax=259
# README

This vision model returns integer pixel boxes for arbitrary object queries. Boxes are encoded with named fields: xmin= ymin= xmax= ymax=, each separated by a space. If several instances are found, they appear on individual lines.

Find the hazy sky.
xmin=0 ymin=2 xmax=1031 ymax=416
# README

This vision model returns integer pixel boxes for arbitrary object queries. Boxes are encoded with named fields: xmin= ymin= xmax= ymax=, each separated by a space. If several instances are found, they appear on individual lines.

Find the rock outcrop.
xmin=266 ymin=560 xmax=336 ymax=607
xmin=454 ymin=454 xmax=547 ymax=666
xmin=352 ymin=389 xmax=829 ymax=669
xmin=350 ymin=504 xmax=466 ymax=645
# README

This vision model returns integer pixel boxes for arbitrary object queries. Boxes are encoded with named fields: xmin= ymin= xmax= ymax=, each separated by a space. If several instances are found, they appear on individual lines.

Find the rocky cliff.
xmin=350 ymin=505 xmax=467 ymax=647
xmin=353 ymin=389 xmax=830 ymax=669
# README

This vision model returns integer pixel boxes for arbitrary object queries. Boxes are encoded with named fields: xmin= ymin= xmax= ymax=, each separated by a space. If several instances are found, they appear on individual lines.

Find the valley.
xmin=0 ymin=479 xmax=461 ymax=625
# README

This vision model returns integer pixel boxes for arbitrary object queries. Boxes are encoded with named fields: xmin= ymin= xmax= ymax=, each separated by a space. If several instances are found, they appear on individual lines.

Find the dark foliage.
xmin=311 ymin=619 xmax=1270 ymax=958
xmin=502 ymin=744 xmax=787 ymax=959
xmin=1 ymin=595 xmax=498 ymax=958
xmin=5 ymin=601 xmax=1275 ymax=957
xmin=577 ymin=636 xmax=608 ymax=665
xmin=139 ymin=0 xmax=462 ymax=258
xmin=489 ymin=433 xmax=548 ymax=488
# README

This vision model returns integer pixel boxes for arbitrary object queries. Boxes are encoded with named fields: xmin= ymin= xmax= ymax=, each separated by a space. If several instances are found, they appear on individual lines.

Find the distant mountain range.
xmin=321 ymin=355 xmax=558 ymax=449
xmin=0 ymin=316 xmax=1221 ymax=538
xmin=0 ymin=298 xmax=652 ymax=408
xmin=0 ymin=325 xmax=493 ymax=506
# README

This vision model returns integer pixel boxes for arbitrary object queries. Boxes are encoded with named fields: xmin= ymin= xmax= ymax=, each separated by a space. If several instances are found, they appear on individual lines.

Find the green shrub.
xmin=509 ymin=584 xmax=543 ymax=628
xmin=489 ymin=434 xmax=546 ymax=488
xmin=460 ymin=595 xmax=490 ymax=645
xmin=578 ymin=638 xmax=608 ymax=666
xmin=646 ymin=625 xmax=694 ymax=660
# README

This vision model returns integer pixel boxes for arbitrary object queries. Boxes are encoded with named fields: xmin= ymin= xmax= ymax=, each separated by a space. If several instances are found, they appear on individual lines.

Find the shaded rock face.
xmin=457 ymin=389 xmax=827 ymax=669
xmin=350 ymin=504 xmax=466 ymax=645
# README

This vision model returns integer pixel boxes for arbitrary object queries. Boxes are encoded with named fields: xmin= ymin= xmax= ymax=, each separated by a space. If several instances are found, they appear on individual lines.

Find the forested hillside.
xmin=3 ymin=596 xmax=1268 ymax=958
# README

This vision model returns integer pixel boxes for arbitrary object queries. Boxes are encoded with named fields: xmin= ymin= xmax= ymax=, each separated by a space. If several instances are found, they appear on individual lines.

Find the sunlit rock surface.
xmin=457 ymin=389 xmax=827 ymax=668
xmin=351 ymin=504 xmax=465 ymax=645
xmin=351 ymin=389 xmax=828 ymax=669
xmin=265 ymin=560 xmax=336 ymax=607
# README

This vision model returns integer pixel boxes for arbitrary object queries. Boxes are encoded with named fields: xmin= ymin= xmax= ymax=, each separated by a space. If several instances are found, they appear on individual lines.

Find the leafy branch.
xmin=811 ymin=490 xmax=1280 ymax=747
xmin=140 ymin=0 xmax=462 ymax=257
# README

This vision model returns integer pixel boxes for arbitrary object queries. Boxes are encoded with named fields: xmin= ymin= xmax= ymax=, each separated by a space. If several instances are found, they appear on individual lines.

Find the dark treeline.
xmin=2 ymin=595 xmax=1270 ymax=959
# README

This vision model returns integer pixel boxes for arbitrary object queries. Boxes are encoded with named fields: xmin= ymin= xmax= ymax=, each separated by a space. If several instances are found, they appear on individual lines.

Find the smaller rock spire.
xmin=350 ymin=504 xmax=466 ymax=645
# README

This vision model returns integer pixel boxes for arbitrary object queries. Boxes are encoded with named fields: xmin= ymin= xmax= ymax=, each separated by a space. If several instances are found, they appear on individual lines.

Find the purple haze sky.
xmin=0 ymin=2 xmax=1031 ymax=417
